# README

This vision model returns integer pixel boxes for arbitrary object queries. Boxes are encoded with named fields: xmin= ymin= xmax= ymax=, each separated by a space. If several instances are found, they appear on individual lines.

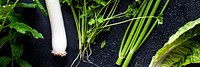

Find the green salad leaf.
xmin=0 ymin=56 xmax=11 ymax=67
xmin=8 ymin=16 xmax=44 ymax=39
xmin=16 ymin=59 xmax=32 ymax=67
xmin=149 ymin=18 xmax=200 ymax=67
xmin=11 ymin=43 xmax=23 ymax=59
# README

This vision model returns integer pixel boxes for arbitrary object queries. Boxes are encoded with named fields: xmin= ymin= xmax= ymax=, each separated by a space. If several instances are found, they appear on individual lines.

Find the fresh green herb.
xmin=0 ymin=0 xmax=44 ymax=67
xmin=62 ymin=0 xmax=161 ymax=66
xmin=0 ymin=56 xmax=11 ymax=67
xmin=34 ymin=0 xmax=48 ymax=16
xmin=149 ymin=18 xmax=200 ymax=67
xmin=116 ymin=0 xmax=170 ymax=67
xmin=16 ymin=2 xmax=37 ymax=8
xmin=66 ymin=0 xmax=121 ymax=66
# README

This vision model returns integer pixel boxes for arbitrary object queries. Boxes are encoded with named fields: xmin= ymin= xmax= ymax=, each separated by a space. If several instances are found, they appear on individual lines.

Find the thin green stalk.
xmin=138 ymin=0 xmax=170 ymax=50
xmin=96 ymin=0 xmax=120 ymax=35
xmin=70 ymin=5 xmax=81 ymax=39
xmin=103 ymin=16 xmax=155 ymax=28
xmin=118 ymin=0 xmax=147 ymax=54
xmin=101 ymin=0 xmax=120 ymax=27
xmin=70 ymin=5 xmax=83 ymax=51
xmin=122 ymin=0 xmax=161 ymax=67
xmin=83 ymin=0 xmax=88 ymax=36
xmin=116 ymin=0 xmax=147 ymax=65
xmin=12 ymin=55 xmax=14 ymax=67
xmin=126 ymin=0 xmax=153 ymax=55
xmin=97 ymin=0 xmax=112 ymax=17
xmin=6 ymin=0 xmax=10 ymax=5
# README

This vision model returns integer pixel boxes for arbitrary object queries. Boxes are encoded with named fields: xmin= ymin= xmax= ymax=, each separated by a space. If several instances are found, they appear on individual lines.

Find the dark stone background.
xmin=2 ymin=0 xmax=200 ymax=67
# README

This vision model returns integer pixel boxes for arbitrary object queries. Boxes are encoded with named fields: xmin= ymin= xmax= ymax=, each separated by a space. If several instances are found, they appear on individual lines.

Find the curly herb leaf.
xmin=97 ymin=15 xmax=104 ymax=24
xmin=88 ymin=18 xmax=95 ymax=25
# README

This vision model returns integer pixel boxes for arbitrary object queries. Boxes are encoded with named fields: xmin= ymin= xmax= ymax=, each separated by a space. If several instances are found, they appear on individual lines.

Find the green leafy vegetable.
xmin=0 ymin=56 xmax=11 ymax=67
xmin=16 ymin=59 xmax=32 ymax=67
xmin=9 ymin=21 xmax=44 ymax=39
xmin=0 ymin=6 xmax=13 ymax=17
xmin=34 ymin=0 xmax=48 ymax=16
xmin=97 ymin=15 xmax=104 ymax=24
xmin=0 ymin=0 xmax=44 ymax=66
xmin=11 ymin=44 xmax=23 ymax=59
xmin=0 ymin=33 xmax=16 ymax=49
xmin=88 ymin=18 xmax=95 ymax=25
xmin=0 ymin=0 xmax=6 ymax=5
xmin=8 ymin=16 xmax=44 ymax=39
xmin=149 ymin=18 xmax=200 ymax=67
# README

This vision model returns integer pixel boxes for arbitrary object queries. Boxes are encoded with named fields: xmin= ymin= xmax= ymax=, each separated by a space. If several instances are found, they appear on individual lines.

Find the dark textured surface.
xmin=5 ymin=0 xmax=200 ymax=67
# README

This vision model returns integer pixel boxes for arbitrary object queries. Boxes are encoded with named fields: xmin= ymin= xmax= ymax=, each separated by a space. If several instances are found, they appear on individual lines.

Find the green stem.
xmin=127 ymin=0 xmax=153 ymax=54
xmin=70 ymin=5 xmax=82 ymax=50
xmin=97 ymin=0 xmax=112 ymax=17
xmin=12 ymin=55 xmax=14 ymax=67
xmin=116 ymin=0 xmax=147 ymax=65
xmin=96 ymin=0 xmax=120 ymax=36
xmin=0 ymin=0 xmax=19 ymax=33
xmin=122 ymin=0 xmax=161 ymax=67
xmin=138 ymin=0 xmax=170 ymax=50
xmin=6 ymin=0 xmax=10 ymax=5
xmin=103 ymin=16 xmax=155 ymax=28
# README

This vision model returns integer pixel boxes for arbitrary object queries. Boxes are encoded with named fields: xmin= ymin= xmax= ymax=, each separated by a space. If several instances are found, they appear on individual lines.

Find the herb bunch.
xmin=62 ymin=0 xmax=162 ymax=66
xmin=0 ymin=0 xmax=43 ymax=67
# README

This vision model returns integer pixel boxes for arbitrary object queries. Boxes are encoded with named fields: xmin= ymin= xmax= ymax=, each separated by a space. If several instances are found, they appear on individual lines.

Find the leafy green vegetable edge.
xmin=149 ymin=18 xmax=200 ymax=67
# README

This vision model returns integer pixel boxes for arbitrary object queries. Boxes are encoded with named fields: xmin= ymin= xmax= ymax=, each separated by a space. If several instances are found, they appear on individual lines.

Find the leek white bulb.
xmin=45 ymin=0 xmax=67 ymax=57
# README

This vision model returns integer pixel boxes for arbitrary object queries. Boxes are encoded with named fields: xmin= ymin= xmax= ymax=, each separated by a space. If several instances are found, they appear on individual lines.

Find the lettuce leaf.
xmin=149 ymin=18 xmax=200 ymax=67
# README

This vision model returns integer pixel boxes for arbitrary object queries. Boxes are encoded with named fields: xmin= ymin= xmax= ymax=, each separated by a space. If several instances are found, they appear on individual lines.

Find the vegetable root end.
xmin=51 ymin=50 xmax=67 ymax=57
